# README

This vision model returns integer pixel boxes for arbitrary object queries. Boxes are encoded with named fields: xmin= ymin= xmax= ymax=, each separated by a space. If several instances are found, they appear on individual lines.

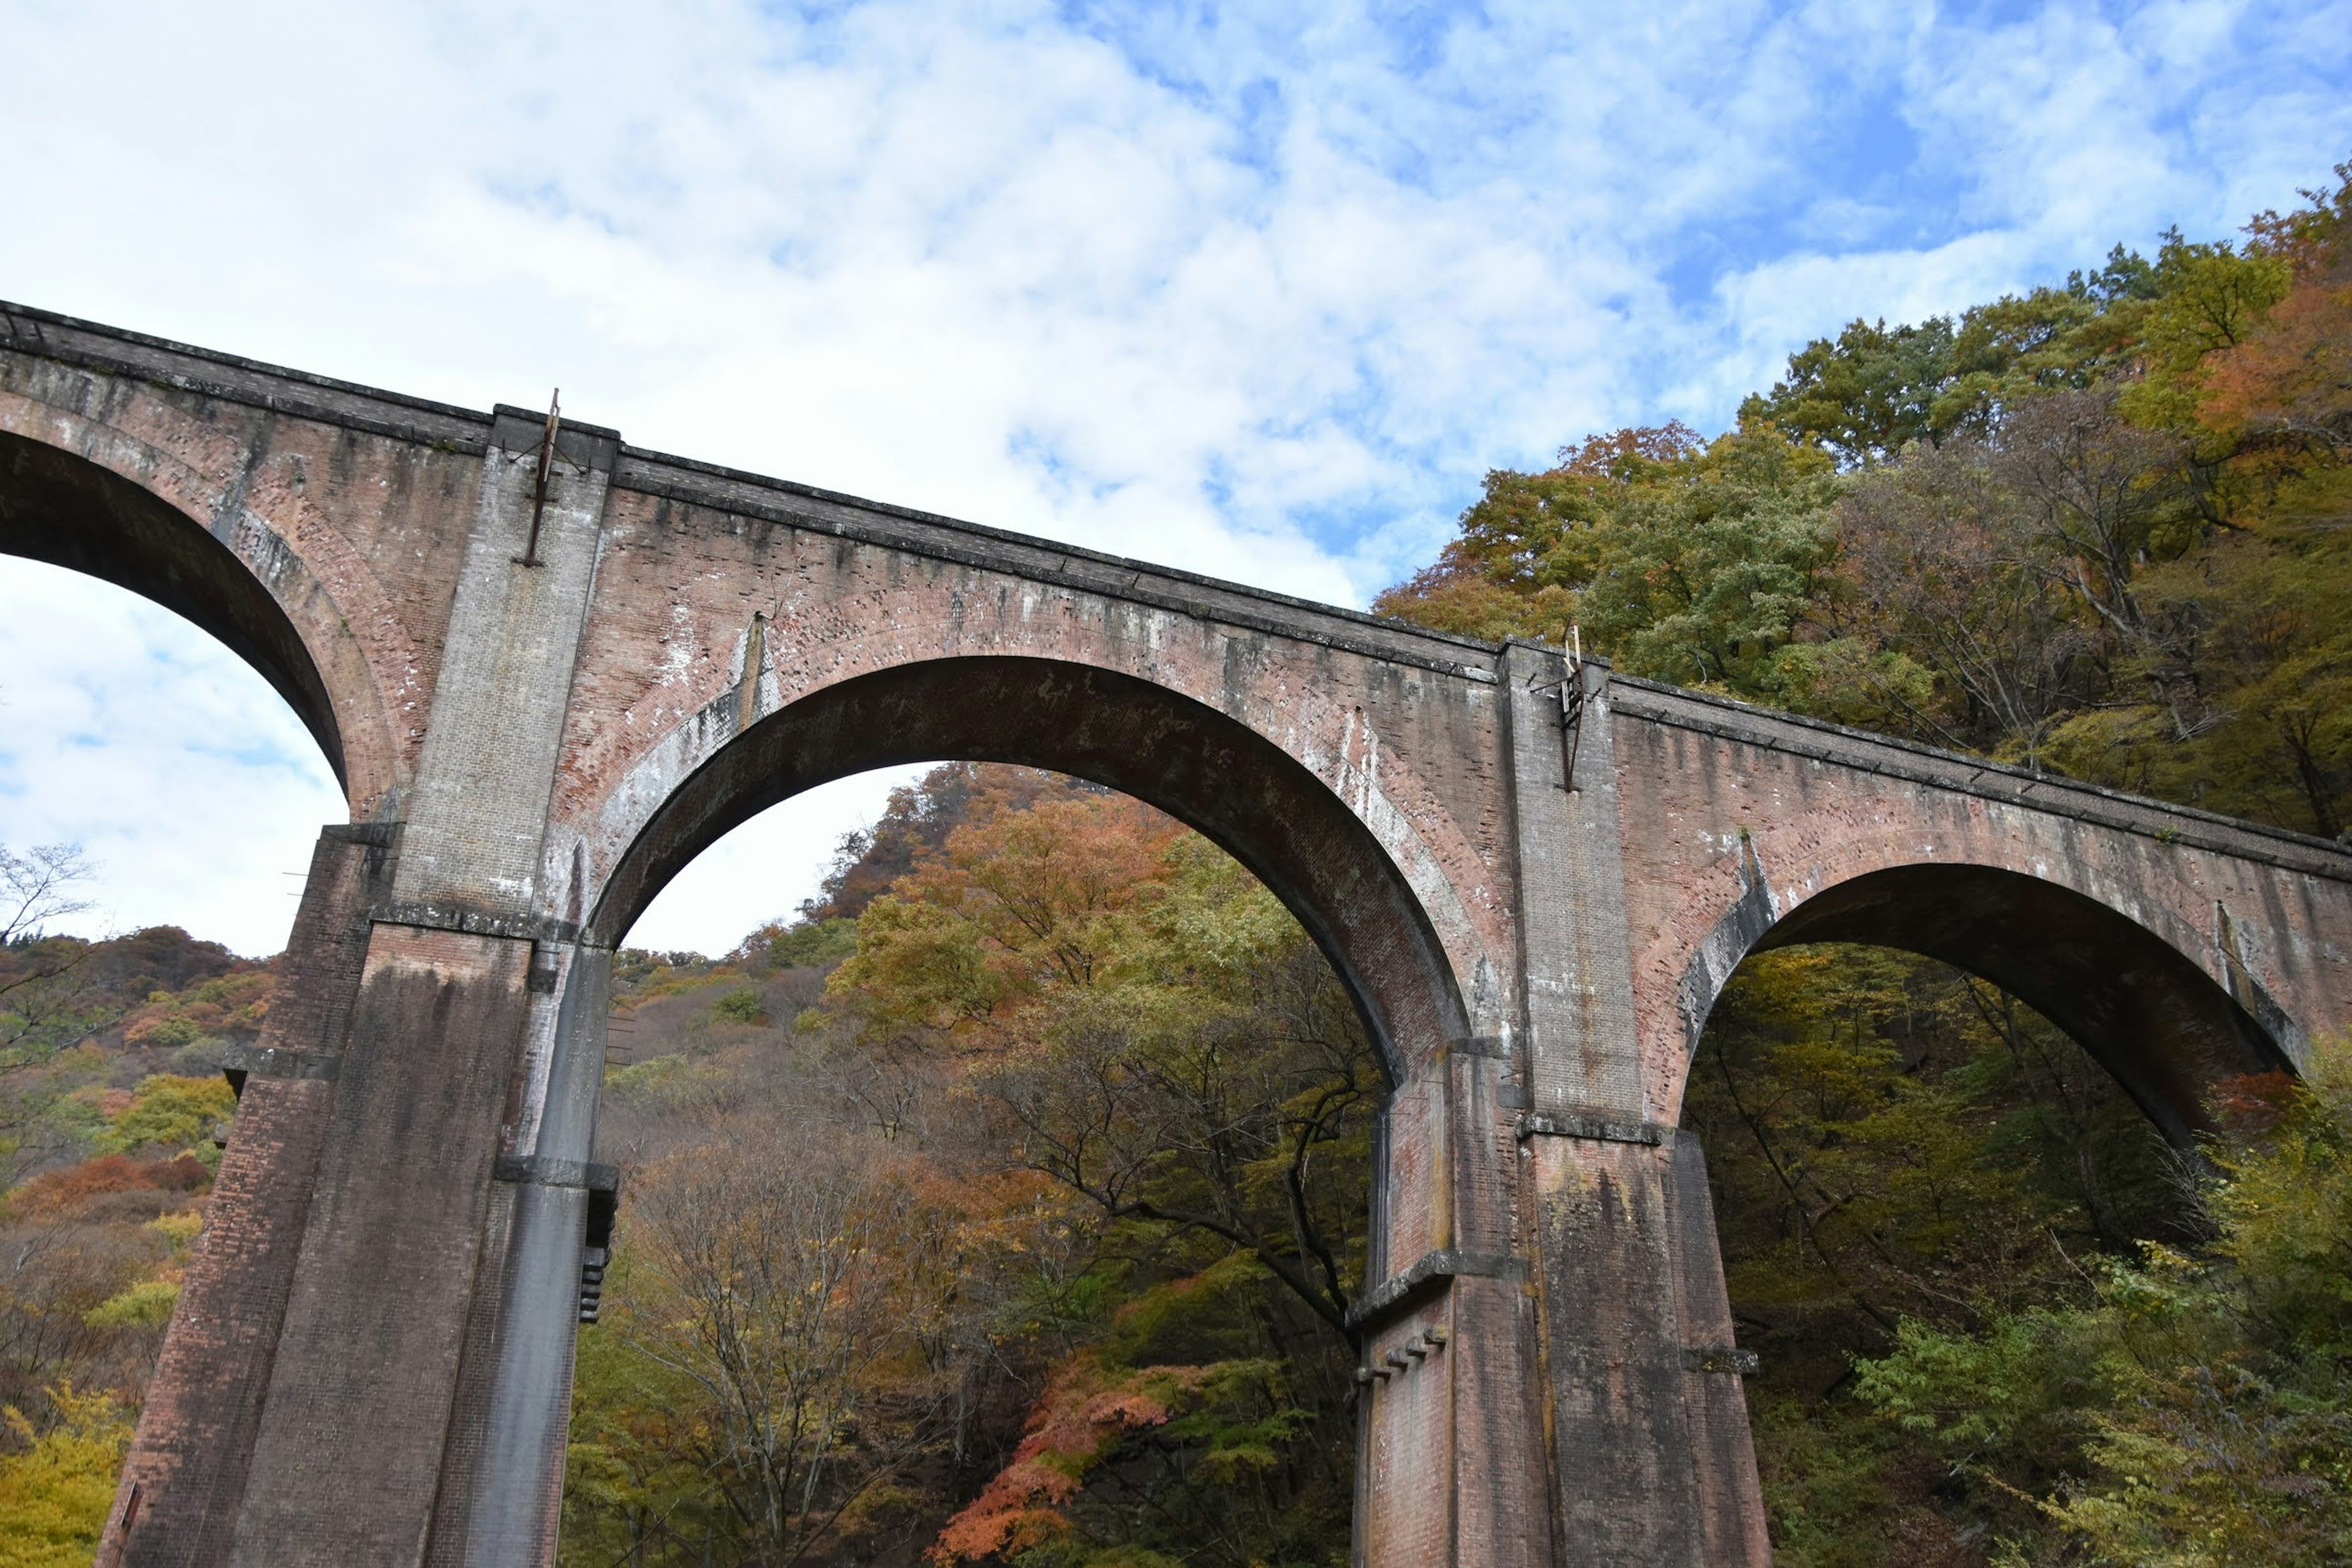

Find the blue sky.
xmin=2 ymin=0 xmax=2346 ymax=954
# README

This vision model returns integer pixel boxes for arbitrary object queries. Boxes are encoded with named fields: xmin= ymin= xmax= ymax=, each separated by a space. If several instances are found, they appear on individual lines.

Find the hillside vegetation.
xmin=0 ymin=892 xmax=266 ymax=1567
xmin=566 ymin=768 xmax=1373 ymax=1567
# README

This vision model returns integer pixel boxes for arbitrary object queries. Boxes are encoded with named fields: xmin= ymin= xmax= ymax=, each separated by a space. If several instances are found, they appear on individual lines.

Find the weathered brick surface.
xmin=102 ymin=823 xmax=393 ymax=1567
xmin=1664 ymin=1136 xmax=1771 ymax=1564
xmin=1363 ymin=1300 xmax=1457 ymax=1567
xmin=1608 ymin=680 xmax=2352 ymax=1131
xmin=228 ymin=925 xmax=533 ymax=1566
xmin=10 ymin=305 xmax=2351 ymax=1567
xmin=393 ymin=412 xmax=614 ymax=915
xmin=545 ymin=484 xmax=1519 ymax=1071
xmin=0 ymin=322 xmax=486 ymax=816
xmin=1529 ymin=1137 xmax=1705 ymax=1565
xmin=422 ymin=1178 xmax=521 ymax=1568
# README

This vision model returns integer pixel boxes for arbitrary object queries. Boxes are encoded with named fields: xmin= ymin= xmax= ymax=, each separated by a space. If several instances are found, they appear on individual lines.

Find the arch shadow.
xmin=0 ymin=429 xmax=348 ymax=791
xmin=589 ymin=656 xmax=1471 ymax=1084
xmin=1684 ymin=861 xmax=2296 ymax=1147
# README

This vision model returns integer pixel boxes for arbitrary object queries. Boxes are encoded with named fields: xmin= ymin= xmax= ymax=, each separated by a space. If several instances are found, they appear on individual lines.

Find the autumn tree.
xmin=828 ymin=790 xmax=1380 ymax=1344
xmin=586 ymin=1133 xmax=984 ymax=1565
xmin=821 ymin=772 xmax=1374 ymax=1564
xmin=1373 ymin=421 xmax=1842 ymax=702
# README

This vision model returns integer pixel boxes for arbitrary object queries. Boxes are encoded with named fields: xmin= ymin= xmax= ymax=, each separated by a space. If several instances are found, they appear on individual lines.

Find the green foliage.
xmin=570 ymin=767 xmax=1366 ymax=1567
xmin=82 ymin=1279 xmax=179 ymax=1332
xmin=1683 ymin=943 xmax=2194 ymax=1562
xmin=94 ymin=1074 xmax=235 ymax=1162
xmin=1384 ymin=167 xmax=2352 ymax=839
xmin=756 ymin=916 xmax=859 ymax=971
xmin=709 ymin=987 xmax=769 ymax=1027
xmin=562 ymin=1257 xmax=777 ymax=1566
xmin=600 ymin=1052 xmax=731 ymax=1114
xmin=1374 ymin=421 xmax=1842 ymax=703
xmin=1850 ymin=1041 xmax=2352 ymax=1566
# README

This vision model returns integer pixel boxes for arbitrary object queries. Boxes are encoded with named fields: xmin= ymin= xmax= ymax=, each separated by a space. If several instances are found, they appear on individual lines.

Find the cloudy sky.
xmin=2 ymin=0 xmax=2346 ymax=955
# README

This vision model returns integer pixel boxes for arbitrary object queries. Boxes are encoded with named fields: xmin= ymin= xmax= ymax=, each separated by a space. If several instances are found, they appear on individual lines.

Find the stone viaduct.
xmin=2 ymin=301 xmax=2346 ymax=1567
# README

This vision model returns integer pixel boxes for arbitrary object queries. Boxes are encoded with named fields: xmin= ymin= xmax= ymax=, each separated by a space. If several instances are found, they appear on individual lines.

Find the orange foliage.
xmin=119 ymin=967 xmax=277 ymax=1048
xmin=6 ymin=1156 xmax=208 ymax=1223
xmin=2207 ymin=1070 xmax=2302 ymax=1135
xmin=929 ymin=1356 xmax=1211 ymax=1564
xmin=2199 ymin=169 xmax=2352 ymax=525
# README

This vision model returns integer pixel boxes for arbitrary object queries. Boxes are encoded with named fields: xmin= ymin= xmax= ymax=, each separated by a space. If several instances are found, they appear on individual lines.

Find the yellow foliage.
xmin=0 ymin=1385 xmax=133 ymax=1568
xmin=96 ymin=1075 xmax=234 ymax=1161
xmin=83 ymin=1280 xmax=180 ymax=1332
xmin=146 ymin=1210 xmax=203 ymax=1249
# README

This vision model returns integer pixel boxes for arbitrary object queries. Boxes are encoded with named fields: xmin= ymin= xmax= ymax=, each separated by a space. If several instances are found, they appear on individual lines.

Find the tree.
xmin=1853 ymin=1039 xmax=2352 ymax=1566
xmin=0 ymin=1384 xmax=132 ymax=1568
xmin=816 ymin=773 xmax=1373 ymax=1565
xmin=1374 ymin=421 xmax=1842 ymax=703
xmin=0 ymin=847 xmax=91 ymax=951
xmin=602 ymin=1134 xmax=977 ymax=1566
xmin=830 ymin=795 xmax=1379 ymax=1346
xmin=1738 ymin=316 xmax=1968 ymax=466
xmin=1834 ymin=440 xmax=2098 ymax=764
xmin=0 ymin=845 xmax=101 ymax=1069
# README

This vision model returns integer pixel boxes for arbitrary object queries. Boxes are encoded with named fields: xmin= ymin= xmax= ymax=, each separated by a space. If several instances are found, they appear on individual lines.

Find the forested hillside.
xmin=1376 ymin=169 xmax=2352 ymax=840
xmin=0 ymin=851 xmax=264 ymax=1566
xmin=564 ymin=767 xmax=1373 ymax=1566
xmin=4 ymin=168 xmax=2348 ymax=1567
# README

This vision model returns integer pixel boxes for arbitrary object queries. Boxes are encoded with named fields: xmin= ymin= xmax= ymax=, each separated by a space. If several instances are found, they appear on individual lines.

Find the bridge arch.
xmin=1676 ymin=852 xmax=2297 ymax=1147
xmin=0 ymin=421 xmax=398 ymax=812
xmin=587 ymin=654 xmax=1472 ymax=1084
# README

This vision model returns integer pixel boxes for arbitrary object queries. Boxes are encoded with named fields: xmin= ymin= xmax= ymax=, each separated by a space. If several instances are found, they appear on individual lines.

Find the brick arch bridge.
xmin=2 ymin=304 xmax=2345 ymax=1568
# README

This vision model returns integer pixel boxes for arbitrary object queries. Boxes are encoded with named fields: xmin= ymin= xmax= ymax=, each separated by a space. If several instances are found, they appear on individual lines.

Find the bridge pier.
xmin=1491 ymin=641 xmax=1771 ymax=1566
xmin=99 ymin=823 xmax=390 ymax=1567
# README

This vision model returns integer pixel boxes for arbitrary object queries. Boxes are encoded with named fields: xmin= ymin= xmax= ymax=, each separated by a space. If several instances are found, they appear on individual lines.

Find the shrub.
xmin=0 ymin=1384 xmax=134 ymax=1568
xmin=711 ymin=989 xmax=769 ymax=1028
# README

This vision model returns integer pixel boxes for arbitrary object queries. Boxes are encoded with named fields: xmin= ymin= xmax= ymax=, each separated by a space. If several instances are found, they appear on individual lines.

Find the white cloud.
xmin=0 ymin=563 xmax=343 ymax=957
xmin=1 ymin=0 xmax=2343 ymax=956
xmin=624 ymin=769 xmax=931 ymax=956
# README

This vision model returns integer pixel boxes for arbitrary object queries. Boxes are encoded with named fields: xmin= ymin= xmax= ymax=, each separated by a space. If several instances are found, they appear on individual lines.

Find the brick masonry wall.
xmin=102 ymin=824 xmax=393 ymax=1567
xmin=540 ymin=482 xmax=1520 ymax=1072
xmin=1609 ymin=684 xmax=2352 ymax=1124
xmin=227 ymin=925 xmax=535 ymax=1566
xmin=0 ymin=325 xmax=491 ymax=818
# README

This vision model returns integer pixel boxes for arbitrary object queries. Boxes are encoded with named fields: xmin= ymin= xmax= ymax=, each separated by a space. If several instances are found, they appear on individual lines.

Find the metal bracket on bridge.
xmin=1559 ymin=629 xmax=1589 ymax=791
xmin=1530 ymin=627 xmax=1602 ymax=792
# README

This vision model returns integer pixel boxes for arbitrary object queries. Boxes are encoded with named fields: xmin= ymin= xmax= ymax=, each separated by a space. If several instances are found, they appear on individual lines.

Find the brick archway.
xmin=0 ymin=429 xmax=360 ymax=791
xmin=590 ymin=655 xmax=1471 ymax=1080
xmin=1675 ymin=856 xmax=2295 ymax=1146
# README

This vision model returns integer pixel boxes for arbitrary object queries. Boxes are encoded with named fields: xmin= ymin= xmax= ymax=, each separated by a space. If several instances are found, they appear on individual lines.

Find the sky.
xmin=1 ymin=0 xmax=2347 ymax=956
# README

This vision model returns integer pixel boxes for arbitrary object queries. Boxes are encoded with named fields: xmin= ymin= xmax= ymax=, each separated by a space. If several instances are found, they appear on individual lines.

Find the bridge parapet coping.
xmin=612 ymin=444 xmax=1504 ymax=682
xmin=1611 ymin=675 xmax=2352 ymax=882
xmin=0 ymin=300 xmax=493 ymax=450
xmin=0 ymin=298 xmax=1504 ymax=688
